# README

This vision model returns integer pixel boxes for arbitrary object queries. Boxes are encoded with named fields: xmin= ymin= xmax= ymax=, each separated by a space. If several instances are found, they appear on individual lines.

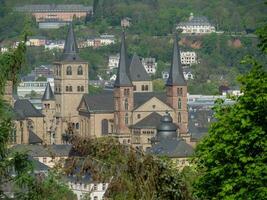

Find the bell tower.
xmin=166 ymin=33 xmax=189 ymax=138
xmin=54 ymin=23 xmax=88 ymax=140
xmin=113 ymin=31 xmax=133 ymax=140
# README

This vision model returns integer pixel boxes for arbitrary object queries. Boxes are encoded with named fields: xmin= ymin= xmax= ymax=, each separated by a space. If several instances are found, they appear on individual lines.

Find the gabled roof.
xmin=114 ymin=31 xmax=132 ymax=87
xmin=130 ymin=112 xmax=162 ymax=129
xmin=129 ymin=54 xmax=150 ymax=81
xmin=42 ymin=82 xmax=55 ymax=101
xmin=14 ymin=99 xmax=44 ymax=118
xmin=29 ymin=130 xmax=43 ymax=144
xmin=60 ymin=23 xmax=82 ymax=62
xmin=166 ymin=33 xmax=186 ymax=86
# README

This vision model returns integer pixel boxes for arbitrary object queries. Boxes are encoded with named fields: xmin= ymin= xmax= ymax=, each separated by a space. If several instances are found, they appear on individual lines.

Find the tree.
xmin=193 ymin=37 xmax=267 ymax=199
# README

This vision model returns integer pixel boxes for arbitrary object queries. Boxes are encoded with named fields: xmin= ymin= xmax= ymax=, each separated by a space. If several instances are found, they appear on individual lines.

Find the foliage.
xmin=88 ymin=84 xmax=103 ymax=95
xmin=67 ymin=136 xmax=192 ymax=200
xmin=193 ymin=56 xmax=267 ymax=199
xmin=153 ymin=79 xmax=165 ymax=92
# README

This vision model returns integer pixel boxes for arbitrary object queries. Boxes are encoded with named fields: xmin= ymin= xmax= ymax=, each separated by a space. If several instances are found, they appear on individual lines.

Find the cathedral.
xmin=10 ymin=24 xmax=195 ymax=150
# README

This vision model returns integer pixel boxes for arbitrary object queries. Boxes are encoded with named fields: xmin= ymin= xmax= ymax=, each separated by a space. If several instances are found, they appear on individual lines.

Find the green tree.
xmin=193 ymin=56 xmax=267 ymax=198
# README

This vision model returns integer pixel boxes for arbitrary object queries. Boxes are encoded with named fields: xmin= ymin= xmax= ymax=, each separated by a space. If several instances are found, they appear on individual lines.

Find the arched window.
xmin=178 ymin=112 xmax=181 ymax=123
xmin=178 ymin=98 xmax=182 ymax=109
xmin=141 ymin=85 xmax=145 ymax=91
xmin=124 ymin=98 xmax=128 ymax=110
xmin=66 ymin=66 xmax=72 ymax=75
xmin=77 ymin=86 xmax=80 ymax=92
xmin=125 ymin=113 xmax=129 ymax=125
xmin=81 ymin=86 xmax=84 ymax=92
xmin=66 ymin=86 xmax=69 ymax=92
xmin=145 ymin=85 xmax=148 ymax=91
xmin=77 ymin=66 xmax=83 ymax=75
xmin=76 ymin=123 xmax=79 ymax=129
xmin=180 ymin=88 xmax=183 ymax=95
xmin=69 ymin=86 xmax=72 ymax=92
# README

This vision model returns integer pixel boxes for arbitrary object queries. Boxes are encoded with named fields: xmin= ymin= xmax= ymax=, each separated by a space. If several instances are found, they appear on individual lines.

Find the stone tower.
xmin=113 ymin=31 xmax=133 ymax=140
xmin=54 ymin=23 xmax=88 ymax=139
xmin=166 ymin=33 xmax=189 ymax=138
xmin=42 ymin=82 xmax=56 ymax=144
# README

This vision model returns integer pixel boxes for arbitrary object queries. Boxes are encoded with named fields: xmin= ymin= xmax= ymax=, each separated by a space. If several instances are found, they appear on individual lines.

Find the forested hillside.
xmin=0 ymin=0 xmax=266 ymax=94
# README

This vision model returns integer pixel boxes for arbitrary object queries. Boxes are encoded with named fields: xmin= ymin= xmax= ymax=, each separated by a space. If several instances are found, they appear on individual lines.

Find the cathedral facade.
xmin=10 ymin=24 xmax=194 ymax=150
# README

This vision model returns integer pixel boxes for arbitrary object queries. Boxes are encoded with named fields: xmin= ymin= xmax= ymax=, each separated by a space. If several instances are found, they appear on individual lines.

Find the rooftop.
xmin=15 ymin=4 xmax=93 ymax=12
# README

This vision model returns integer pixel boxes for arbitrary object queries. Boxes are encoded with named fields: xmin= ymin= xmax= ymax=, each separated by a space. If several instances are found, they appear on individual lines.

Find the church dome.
xmin=156 ymin=113 xmax=177 ymax=139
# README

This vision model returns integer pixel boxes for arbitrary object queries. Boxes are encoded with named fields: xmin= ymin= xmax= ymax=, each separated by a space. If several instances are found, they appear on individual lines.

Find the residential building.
xmin=99 ymin=34 xmax=115 ymax=45
xmin=162 ymin=67 xmax=194 ymax=81
xmin=141 ymin=57 xmax=157 ymax=74
xmin=108 ymin=54 xmax=120 ymax=70
xmin=45 ymin=40 xmax=65 ymax=50
xmin=180 ymin=51 xmax=197 ymax=66
xmin=17 ymin=78 xmax=54 ymax=97
xmin=15 ymin=4 xmax=93 ymax=23
xmin=35 ymin=65 xmax=53 ymax=77
xmin=26 ymin=36 xmax=46 ymax=47
xmin=121 ymin=17 xmax=131 ymax=28
xmin=176 ymin=13 xmax=216 ymax=34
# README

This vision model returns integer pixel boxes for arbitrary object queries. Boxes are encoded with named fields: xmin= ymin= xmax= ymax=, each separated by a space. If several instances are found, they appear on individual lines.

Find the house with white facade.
xmin=177 ymin=13 xmax=215 ymax=34
xmin=108 ymin=54 xmax=120 ymax=70
xmin=142 ymin=57 xmax=157 ymax=74
xmin=45 ymin=40 xmax=65 ymax=50
xmin=180 ymin=51 xmax=198 ymax=66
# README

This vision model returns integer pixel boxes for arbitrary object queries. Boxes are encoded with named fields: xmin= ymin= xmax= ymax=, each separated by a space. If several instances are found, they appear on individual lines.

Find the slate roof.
xmin=178 ymin=16 xmax=212 ymax=26
xmin=14 ymin=99 xmax=44 ymax=118
xmin=15 ymin=4 xmax=93 ymax=12
xmin=148 ymin=138 xmax=194 ymax=158
xmin=166 ymin=33 xmax=186 ymax=86
xmin=11 ymin=144 xmax=74 ymax=157
xmin=130 ymin=112 xmax=162 ymax=129
xmin=129 ymin=54 xmax=150 ymax=81
xmin=81 ymin=91 xmax=167 ymax=112
xmin=114 ymin=31 xmax=132 ymax=87
xmin=42 ymin=82 xmax=55 ymax=101
xmin=29 ymin=130 xmax=43 ymax=144
xmin=60 ymin=23 xmax=83 ymax=62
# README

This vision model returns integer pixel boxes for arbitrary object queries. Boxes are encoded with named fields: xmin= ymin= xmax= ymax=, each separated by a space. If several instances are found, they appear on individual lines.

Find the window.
xmin=124 ymin=88 xmax=130 ymax=96
xmin=93 ymin=184 xmax=97 ymax=191
xmin=76 ymin=123 xmax=79 ymax=129
xmin=152 ymin=105 xmax=156 ymax=109
xmin=133 ymin=85 xmax=136 ymax=91
xmin=145 ymin=85 xmax=148 ymax=91
xmin=102 ymin=183 xmax=106 ymax=190
xmin=69 ymin=86 xmax=72 ymax=92
xmin=178 ymin=112 xmax=181 ymax=123
xmin=125 ymin=113 xmax=129 ymax=125
xmin=66 ymin=66 xmax=72 ymax=75
xmin=141 ymin=85 xmax=145 ymax=91
xmin=137 ymin=114 xmax=141 ymax=119
xmin=66 ymin=86 xmax=69 ymax=92
xmin=178 ymin=98 xmax=182 ymax=109
xmin=177 ymin=88 xmax=183 ymax=96
xmin=124 ymin=98 xmax=128 ymax=110
xmin=81 ymin=86 xmax=84 ymax=92
xmin=93 ymin=196 xmax=98 ymax=200
xmin=77 ymin=86 xmax=80 ymax=92
xmin=77 ymin=65 xmax=83 ymax=75
xmin=101 ymin=119 xmax=108 ymax=135
xmin=43 ymin=157 xmax=47 ymax=163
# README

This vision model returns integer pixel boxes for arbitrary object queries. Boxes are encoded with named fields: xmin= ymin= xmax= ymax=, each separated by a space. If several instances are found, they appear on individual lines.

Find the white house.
xmin=17 ymin=78 xmax=54 ymax=97
xmin=108 ymin=54 xmax=120 ymax=70
xmin=99 ymin=34 xmax=115 ymax=46
xmin=180 ymin=51 xmax=198 ymax=66
xmin=45 ymin=40 xmax=65 ymax=50
xmin=142 ymin=57 xmax=157 ymax=74
xmin=177 ymin=13 xmax=215 ymax=34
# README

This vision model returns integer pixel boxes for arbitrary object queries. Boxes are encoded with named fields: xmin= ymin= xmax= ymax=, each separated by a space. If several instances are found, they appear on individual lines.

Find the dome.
xmin=156 ymin=113 xmax=177 ymax=140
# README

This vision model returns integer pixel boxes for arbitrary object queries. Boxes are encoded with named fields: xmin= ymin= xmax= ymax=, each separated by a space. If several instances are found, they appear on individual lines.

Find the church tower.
xmin=113 ymin=31 xmax=133 ymax=141
xmin=42 ymin=82 xmax=56 ymax=144
xmin=166 ymin=33 xmax=189 ymax=138
xmin=54 ymin=23 xmax=88 ymax=140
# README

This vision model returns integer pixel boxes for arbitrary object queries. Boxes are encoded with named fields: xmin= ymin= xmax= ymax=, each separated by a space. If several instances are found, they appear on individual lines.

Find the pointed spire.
xmin=129 ymin=53 xmax=150 ymax=81
xmin=114 ymin=31 xmax=132 ymax=87
xmin=166 ymin=33 xmax=186 ymax=86
xmin=60 ymin=23 xmax=82 ymax=62
xmin=42 ymin=82 xmax=55 ymax=101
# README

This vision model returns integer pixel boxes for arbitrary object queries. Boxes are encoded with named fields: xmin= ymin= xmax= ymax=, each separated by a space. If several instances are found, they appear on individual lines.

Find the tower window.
xmin=137 ymin=114 xmax=141 ymax=119
xmin=125 ymin=113 xmax=129 ymax=125
xmin=141 ymin=85 xmax=145 ymax=91
xmin=178 ymin=98 xmax=182 ymax=109
xmin=178 ymin=112 xmax=182 ymax=123
xmin=77 ymin=86 xmax=80 ymax=92
xmin=177 ymin=88 xmax=183 ymax=96
xmin=81 ymin=86 xmax=84 ymax=92
xmin=77 ymin=65 xmax=83 ymax=75
xmin=76 ymin=123 xmax=79 ymax=129
xmin=66 ymin=66 xmax=72 ymax=75
xmin=124 ymin=98 xmax=128 ymax=110
xmin=145 ymin=85 xmax=148 ymax=91
xmin=69 ymin=86 xmax=72 ymax=92
xmin=66 ymin=86 xmax=69 ymax=91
